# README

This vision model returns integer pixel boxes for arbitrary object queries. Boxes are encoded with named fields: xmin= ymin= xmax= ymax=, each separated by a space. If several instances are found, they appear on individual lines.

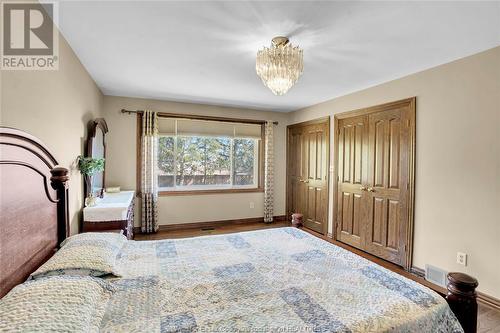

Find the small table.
xmin=82 ymin=191 xmax=135 ymax=239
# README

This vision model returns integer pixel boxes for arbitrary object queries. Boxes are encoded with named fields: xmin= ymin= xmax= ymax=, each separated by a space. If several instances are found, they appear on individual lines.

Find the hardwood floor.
xmin=136 ymin=221 xmax=500 ymax=333
xmin=479 ymin=306 xmax=500 ymax=333
xmin=134 ymin=220 xmax=289 ymax=240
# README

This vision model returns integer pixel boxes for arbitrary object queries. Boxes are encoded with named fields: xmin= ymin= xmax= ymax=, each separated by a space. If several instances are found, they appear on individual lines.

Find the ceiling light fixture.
xmin=256 ymin=36 xmax=303 ymax=96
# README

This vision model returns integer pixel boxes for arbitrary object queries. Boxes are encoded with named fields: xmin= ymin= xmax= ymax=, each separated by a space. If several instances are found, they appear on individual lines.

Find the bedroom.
xmin=0 ymin=1 xmax=499 ymax=332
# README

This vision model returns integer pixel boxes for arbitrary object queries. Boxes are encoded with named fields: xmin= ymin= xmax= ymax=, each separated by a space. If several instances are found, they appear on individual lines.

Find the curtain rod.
xmin=121 ymin=109 xmax=278 ymax=125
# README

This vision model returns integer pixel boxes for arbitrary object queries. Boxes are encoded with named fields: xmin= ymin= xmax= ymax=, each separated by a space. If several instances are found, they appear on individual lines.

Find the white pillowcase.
xmin=0 ymin=276 xmax=114 ymax=332
xmin=30 ymin=232 xmax=127 ymax=279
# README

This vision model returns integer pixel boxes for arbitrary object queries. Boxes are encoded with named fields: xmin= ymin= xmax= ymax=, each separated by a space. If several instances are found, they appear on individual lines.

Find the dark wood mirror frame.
xmin=85 ymin=118 xmax=108 ymax=198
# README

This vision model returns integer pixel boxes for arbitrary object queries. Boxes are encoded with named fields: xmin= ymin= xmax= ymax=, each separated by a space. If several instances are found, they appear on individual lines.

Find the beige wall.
xmin=289 ymin=46 xmax=500 ymax=298
xmin=1 ymin=35 xmax=103 ymax=234
xmin=102 ymin=96 xmax=288 ymax=225
xmin=2 ymin=21 xmax=497 ymax=300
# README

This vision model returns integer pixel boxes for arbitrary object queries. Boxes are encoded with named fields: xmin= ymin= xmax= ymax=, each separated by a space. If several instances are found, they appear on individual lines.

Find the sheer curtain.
xmin=141 ymin=110 xmax=159 ymax=233
xmin=264 ymin=121 xmax=274 ymax=223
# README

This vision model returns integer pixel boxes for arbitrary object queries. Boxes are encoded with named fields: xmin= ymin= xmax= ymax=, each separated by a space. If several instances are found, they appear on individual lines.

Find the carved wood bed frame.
xmin=0 ymin=127 xmax=479 ymax=332
xmin=0 ymin=127 xmax=69 ymax=298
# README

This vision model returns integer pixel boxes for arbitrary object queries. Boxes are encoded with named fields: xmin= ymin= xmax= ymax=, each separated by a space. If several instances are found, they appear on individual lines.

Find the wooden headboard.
xmin=0 ymin=127 xmax=69 ymax=298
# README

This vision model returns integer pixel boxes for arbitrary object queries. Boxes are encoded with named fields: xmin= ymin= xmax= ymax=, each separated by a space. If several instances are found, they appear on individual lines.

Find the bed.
xmin=0 ymin=127 xmax=479 ymax=333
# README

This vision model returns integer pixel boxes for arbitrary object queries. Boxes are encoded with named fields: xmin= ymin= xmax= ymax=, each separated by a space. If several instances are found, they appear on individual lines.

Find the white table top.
xmin=83 ymin=191 xmax=135 ymax=222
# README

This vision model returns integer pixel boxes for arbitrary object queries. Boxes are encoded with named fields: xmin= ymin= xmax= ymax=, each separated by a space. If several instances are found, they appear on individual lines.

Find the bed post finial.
xmin=50 ymin=167 xmax=70 ymax=244
xmin=446 ymin=272 xmax=478 ymax=333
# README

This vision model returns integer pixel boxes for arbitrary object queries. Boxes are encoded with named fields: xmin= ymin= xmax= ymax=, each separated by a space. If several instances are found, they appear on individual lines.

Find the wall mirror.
xmin=86 ymin=118 xmax=108 ymax=198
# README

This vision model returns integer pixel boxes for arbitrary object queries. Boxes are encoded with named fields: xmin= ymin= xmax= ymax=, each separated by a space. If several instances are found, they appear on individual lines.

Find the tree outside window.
xmin=157 ymin=135 xmax=258 ymax=190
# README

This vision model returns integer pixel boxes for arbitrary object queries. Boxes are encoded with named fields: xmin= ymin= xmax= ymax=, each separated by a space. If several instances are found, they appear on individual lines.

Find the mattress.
xmin=100 ymin=227 xmax=463 ymax=332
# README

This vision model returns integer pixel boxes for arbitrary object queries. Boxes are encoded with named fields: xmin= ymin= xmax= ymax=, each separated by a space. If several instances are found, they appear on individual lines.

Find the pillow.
xmin=0 ymin=276 xmax=114 ymax=332
xmin=30 ymin=232 xmax=127 ymax=279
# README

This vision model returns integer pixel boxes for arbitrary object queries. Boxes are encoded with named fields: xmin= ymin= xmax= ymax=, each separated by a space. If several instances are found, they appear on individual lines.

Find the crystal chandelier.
xmin=256 ymin=36 xmax=304 ymax=96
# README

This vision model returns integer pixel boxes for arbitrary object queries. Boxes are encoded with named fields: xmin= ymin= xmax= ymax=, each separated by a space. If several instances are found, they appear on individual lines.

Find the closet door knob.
xmin=367 ymin=187 xmax=375 ymax=192
xmin=360 ymin=186 xmax=367 ymax=191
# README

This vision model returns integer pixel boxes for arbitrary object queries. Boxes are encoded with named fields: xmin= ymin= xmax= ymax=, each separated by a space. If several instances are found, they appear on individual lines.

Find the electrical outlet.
xmin=456 ymin=252 xmax=467 ymax=266
xmin=249 ymin=202 xmax=255 ymax=209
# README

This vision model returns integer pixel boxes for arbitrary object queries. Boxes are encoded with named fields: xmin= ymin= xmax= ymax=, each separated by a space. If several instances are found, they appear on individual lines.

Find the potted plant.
xmin=77 ymin=155 xmax=105 ymax=207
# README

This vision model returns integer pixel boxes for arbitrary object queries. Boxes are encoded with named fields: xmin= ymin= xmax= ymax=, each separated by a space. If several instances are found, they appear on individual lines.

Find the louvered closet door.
xmin=303 ymin=123 xmax=328 ymax=234
xmin=336 ymin=116 xmax=369 ymax=249
xmin=364 ymin=107 xmax=410 ymax=266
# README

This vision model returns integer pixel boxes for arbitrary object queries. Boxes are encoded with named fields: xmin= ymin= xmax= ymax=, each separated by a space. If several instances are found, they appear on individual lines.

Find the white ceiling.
xmin=56 ymin=1 xmax=500 ymax=112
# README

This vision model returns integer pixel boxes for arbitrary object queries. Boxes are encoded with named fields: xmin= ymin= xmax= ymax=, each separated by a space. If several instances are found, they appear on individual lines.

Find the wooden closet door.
xmin=287 ymin=127 xmax=307 ymax=220
xmin=334 ymin=98 xmax=415 ymax=268
xmin=365 ymin=107 xmax=411 ymax=266
xmin=303 ymin=123 xmax=328 ymax=233
xmin=335 ymin=116 xmax=369 ymax=249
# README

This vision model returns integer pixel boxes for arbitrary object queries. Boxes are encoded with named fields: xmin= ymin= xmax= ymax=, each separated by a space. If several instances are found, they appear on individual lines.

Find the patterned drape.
xmin=264 ymin=121 xmax=274 ymax=223
xmin=141 ymin=110 xmax=159 ymax=233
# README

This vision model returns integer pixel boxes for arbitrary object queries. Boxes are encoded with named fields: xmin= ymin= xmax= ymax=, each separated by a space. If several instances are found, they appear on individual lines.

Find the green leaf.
xmin=77 ymin=155 xmax=105 ymax=176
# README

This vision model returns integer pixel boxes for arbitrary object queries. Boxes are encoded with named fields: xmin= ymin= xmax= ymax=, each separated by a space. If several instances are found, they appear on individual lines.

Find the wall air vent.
xmin=425 ymin=264 xmax=447 ymax=288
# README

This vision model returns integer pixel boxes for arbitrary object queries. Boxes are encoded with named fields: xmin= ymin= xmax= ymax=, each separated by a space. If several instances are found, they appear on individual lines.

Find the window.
xmin=233 ymin=138 xmax=257 ymax=186
xmin=155 ymin=117 xmax=262 ymax=193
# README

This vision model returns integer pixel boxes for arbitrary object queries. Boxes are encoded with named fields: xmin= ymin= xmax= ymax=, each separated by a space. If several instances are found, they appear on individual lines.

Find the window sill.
xmin=159 ymin=187 xmax=264 ymax=196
